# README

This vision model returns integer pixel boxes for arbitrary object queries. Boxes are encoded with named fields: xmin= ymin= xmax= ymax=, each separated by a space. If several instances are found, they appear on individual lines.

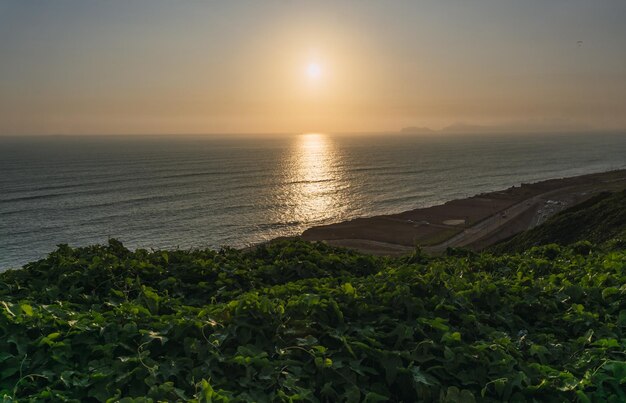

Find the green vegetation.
xmin=1 ymin=191 xmax=625 ymax=401
xmin=492 ymin=190 xmax=626 ymax=254
xmin=1 ymin=236 xmax=625 ymax=402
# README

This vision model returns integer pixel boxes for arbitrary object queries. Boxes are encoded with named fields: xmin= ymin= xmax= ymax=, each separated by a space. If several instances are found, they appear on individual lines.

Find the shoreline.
xmin=4 ymin=169 xmax=626 ymax=269
xmin=300 ymin=169 xmax=626 ymax=255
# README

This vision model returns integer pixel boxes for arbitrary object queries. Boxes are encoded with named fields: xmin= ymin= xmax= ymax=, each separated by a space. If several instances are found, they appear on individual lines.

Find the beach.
xmin=4 ymin=133 xmax=625 ymax=269
xmin=301 ymin=169 xmax=626 ymax=255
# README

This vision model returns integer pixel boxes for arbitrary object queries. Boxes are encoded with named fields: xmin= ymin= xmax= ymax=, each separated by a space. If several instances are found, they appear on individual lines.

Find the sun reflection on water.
xmin=283 ymin=133 xmax=344 ymax=224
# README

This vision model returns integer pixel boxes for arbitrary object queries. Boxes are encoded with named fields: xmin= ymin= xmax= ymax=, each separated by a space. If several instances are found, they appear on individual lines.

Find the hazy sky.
xmin=1 ymin=1 xmax=625 ymax=135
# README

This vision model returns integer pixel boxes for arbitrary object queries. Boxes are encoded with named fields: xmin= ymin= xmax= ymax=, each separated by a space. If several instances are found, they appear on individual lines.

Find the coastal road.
xmin=425 ymin=176 xmax=626 ymax=253
xmin=302 ymin=170 xmax=626 ymax=255
xmin=424 ymin=195 xmax=544 ymax=253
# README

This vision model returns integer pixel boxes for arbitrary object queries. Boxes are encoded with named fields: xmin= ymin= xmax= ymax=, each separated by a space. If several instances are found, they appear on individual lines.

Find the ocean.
xmin=1 ymin=132 xmax=625 ymax=270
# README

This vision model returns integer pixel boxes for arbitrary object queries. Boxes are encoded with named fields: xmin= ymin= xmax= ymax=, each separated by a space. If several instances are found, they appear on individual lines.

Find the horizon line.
xmin=2 ymin=128 xmax=626 ymax=137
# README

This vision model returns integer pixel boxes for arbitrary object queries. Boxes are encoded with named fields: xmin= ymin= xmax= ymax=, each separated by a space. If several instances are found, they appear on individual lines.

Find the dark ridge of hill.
xmin=490 ymin=189 xmax=626 ymax=253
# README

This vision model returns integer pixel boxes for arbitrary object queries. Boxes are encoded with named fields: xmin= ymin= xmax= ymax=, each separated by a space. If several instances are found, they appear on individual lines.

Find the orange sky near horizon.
xmin=1 ymin=1 xmax=625 ymax=135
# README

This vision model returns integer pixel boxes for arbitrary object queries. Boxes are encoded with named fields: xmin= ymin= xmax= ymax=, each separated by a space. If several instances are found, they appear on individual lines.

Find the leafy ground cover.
xmin=0 ymin=240 xmax=626 ymax=402
xmin=1 ymin=237 xmax=624 ymax=402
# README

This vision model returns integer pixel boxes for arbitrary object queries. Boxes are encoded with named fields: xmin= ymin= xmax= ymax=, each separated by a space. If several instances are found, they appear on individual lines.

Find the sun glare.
xmin=306 ymin=63 xmax=322 ymax=79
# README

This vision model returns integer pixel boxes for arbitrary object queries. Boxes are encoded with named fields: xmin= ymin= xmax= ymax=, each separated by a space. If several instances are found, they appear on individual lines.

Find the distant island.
xmin=401 ymin=120 xmax=594 ymax=135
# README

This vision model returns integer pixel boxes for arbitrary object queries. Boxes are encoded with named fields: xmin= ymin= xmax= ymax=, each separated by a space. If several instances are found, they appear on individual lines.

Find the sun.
xmin=306 ymin=62 xmax=322 ymax=79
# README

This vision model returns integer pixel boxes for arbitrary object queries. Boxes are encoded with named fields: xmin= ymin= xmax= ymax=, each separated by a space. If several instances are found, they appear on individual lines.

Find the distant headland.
xmin=400 ymin=120 xmax=598 ymax=135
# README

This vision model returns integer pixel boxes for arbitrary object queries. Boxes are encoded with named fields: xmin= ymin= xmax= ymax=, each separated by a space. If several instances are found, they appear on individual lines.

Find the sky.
xmin=0 ymin=0 xmax=625 ymax=135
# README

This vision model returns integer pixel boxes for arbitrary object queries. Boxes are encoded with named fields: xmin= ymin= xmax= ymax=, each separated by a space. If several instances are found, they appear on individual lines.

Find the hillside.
xmin=1 ymin=237 xmax=624 ymax=401
xmin=491 ymin=189 xmax=626 ymax=254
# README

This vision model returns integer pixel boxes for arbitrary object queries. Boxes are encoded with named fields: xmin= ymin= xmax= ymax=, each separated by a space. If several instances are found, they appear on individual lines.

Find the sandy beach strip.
xmin=301 ymin=169 xmax=626 ymax=255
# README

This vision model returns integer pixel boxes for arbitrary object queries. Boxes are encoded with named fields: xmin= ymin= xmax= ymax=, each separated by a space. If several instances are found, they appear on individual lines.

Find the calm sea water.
xmin=1 ymin=132 xmax=625 ymax=270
